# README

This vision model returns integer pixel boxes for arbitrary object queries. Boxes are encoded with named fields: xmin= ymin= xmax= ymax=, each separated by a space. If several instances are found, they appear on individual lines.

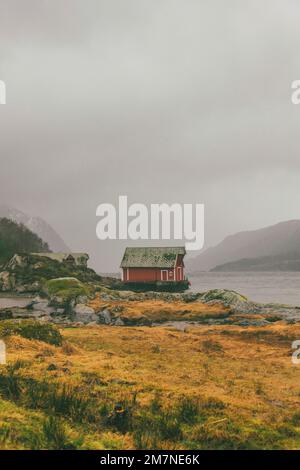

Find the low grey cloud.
xmin=0 ymin=0 xmax=300 ymax=271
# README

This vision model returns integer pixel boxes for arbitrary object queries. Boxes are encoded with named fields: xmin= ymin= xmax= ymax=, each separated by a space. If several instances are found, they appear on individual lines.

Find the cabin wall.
xmin=123 ymin=267 xmax=160 ymax=282
xmin=175 ymin=266 xmax=184 ymax=281
xmin=175 ymin=255 xmax=185 ymax=280
xmin=123 ymin=266 xmax=185 ymax=282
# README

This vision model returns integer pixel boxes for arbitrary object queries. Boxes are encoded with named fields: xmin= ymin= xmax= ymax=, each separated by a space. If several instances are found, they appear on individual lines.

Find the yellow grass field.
xmin=0 ymin=321 xmax=300 ymax=449
xmin=89 ymin=294 xmax=231 ymax=323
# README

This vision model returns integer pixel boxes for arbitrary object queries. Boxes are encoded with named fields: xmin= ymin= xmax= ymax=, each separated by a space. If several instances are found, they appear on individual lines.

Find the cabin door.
xmin=177 ymin=267 xmax=182 ymax=281
xmin=161 ymin=270 xmax=168 ymax=281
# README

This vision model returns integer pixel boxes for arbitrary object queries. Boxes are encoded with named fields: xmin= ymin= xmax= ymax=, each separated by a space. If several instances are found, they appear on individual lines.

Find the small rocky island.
xmin=0 ymin=253 xmax=299 ymax=327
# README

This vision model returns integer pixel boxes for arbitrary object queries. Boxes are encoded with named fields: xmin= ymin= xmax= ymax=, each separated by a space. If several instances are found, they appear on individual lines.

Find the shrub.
xmin=42 ymin=416 xmax=82 ymax=450
xmin=133 ymin=411 xmax=182 ymax=449
xmin=0 ymin=370 xmax=98 ymax=424
xmin=0 ymin=320 xmax=62 ymax=346
xmin=105 ymin=394 xmax=137 ymax=433
xmin=202 ymin=340 xmax=224 ymax=354
xmin=25 ymin=381 xmax=93 ymax=422
xmin=290 ymin=412 xmax=300 ymax=426
xmin=200 ymin=397 xmax=226 ymax=411
xmin=133 ymin=394 xmax=226 ymax=449
xmin=175 ymin=396 xmax=200 ymax=424
xmin=0 ymin=363 xmax=23 ymax=401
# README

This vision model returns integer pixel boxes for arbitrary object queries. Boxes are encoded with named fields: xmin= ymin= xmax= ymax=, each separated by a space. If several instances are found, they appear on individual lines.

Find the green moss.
xmin=200 ymin=289 xmax=248 ymax=304
xmin=0 ymin=320 xmax=62 ymax=346
xmin=44 ymin=277 xmax=87 ymax=295
xmin=0 ymin=399 xmax=84 ymax=450
xmin=7 ymin=254 xmax=101 ymax=293
xmin=43 ymin=277 xmax=93 ymax=309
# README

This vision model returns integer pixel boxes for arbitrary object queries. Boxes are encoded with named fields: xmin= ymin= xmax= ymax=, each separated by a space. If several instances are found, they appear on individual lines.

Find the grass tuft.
xmin=0 ymin=320 xmax=62 ymax=346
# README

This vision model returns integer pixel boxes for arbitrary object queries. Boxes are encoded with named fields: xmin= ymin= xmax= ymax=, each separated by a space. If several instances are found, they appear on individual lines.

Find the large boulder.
xmin=44 ymin=277 xmax=91 ymax=309
xmin=73 ymin=304 xmax=97 ymax=323
xmin=198 ymin=289 xmax=260 ymax=314
xmin=6 ymin=254 xmax=28 ymax=270
xmin=28 ymin=296 xmax=56 ymax=315
xmin=98 ymin=309 xmax=112 ymax=324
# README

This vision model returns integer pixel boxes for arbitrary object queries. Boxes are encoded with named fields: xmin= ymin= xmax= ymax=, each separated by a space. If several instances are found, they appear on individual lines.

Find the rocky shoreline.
xmin=0 ymin=288 xmax=299 ymax=327
xmin=1 ymin=253 xmax=300 ymax=327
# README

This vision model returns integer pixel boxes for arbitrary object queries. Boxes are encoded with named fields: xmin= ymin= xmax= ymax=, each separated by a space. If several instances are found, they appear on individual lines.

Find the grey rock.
xmin=11 ymin=308 xmax=50 ymax=320
xmin=114 ymin=317 xmax=125 ymax=326
xmin=76 ymin=295 xmax=88 ymax=304
xmin=6 ymin=254 xmax=27 ymax=270
xmin=74 ymin=303 xmax=95 ymax=314
xmin=175 ymin=323 xmax=189 ymax=332
xmin=181 ymin=292 xmax=201 ymax=303
xmin=29 ymin=296 xmax=55 ymax=314
xmin=73 ymin=304 xmax=97 ymax=323
xmin=236 ymin=320 xmax=263 ymax=327
xmin=98 ymin=309 xmax=112 ymax=324
xmin=54 ymin=308 xmax=65 ymax=315
xmin=37 ymin=315 xmax=52 ymax=322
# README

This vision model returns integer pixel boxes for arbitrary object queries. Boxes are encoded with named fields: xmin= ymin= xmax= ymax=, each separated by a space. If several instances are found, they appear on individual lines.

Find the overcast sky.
xmin=0 ymin=0 xmax=300 ymax=271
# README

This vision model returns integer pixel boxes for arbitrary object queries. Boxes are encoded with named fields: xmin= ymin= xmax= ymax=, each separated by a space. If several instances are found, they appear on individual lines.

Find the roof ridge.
xmin=121 ymin=246 xmax=186 ymax=268
xmin=124 ymin=246 xmax=185 ymax=249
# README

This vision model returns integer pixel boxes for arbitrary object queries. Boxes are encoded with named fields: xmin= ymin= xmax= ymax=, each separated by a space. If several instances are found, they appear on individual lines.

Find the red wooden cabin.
xmin=120 ymin=247 xmax=186 ymax=283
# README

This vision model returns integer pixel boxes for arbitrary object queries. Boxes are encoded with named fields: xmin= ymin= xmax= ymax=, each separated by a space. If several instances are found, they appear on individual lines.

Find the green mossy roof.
xmin=120 ymin=247 xmax=185 ymax=268
xmin=31 ymin=253 xmax=89 ymax=263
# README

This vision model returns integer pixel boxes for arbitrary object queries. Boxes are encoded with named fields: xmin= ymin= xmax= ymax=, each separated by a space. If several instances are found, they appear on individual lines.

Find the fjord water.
xmin=0 ymin=297 xmax=32 ymax=309
xmin=189 ymin=272 xmax=300 ymax=306
xmin=0 ymin=272 xmax=300 ymax=310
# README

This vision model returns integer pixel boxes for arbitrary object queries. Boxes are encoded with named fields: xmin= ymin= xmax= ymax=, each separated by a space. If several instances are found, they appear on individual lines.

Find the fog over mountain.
xmin=1 ymin=1 xmax=300 ymax=271
xmin=0 ymin=205 xmax=69 ymax=253
xmin=0 ymin=217 xmax=49 ymax=264
xmin=187 ymin=220 xmax=300 ymax=272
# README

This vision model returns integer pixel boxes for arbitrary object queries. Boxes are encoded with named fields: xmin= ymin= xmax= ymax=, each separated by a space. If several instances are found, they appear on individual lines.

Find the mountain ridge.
xmin=0 ymin=205 xmax=69 ymax=252
xmin=187 ymin=219 xmax=300 ymax=272
xmin=0 ymin=218 xmax=49 ymax=264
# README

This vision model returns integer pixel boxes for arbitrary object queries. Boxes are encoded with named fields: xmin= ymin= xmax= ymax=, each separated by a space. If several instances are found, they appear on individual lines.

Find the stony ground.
xmin=2 ymin=287 xmax=300 ymax=327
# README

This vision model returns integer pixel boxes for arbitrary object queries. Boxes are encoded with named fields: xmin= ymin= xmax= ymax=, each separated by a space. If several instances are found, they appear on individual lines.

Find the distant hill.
xmin=187 ymin=220 xmax=300 ymax=272
xmin=0 ymin=218 xmax=49 ymax=264
xmin=212 ymin=252 xmax=300 ymax=272
xmin=0 ymin=205 xmax=69 ymax=252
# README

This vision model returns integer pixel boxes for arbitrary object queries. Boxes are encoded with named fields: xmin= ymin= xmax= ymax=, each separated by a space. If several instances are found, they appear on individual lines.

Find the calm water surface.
xmin=188 ymin=272 xmax=300 ymax=306
xmin=1 ymin=273 xmax=300 ymax=308
xmin=0 ymin=297 xmax=32 ymax=309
